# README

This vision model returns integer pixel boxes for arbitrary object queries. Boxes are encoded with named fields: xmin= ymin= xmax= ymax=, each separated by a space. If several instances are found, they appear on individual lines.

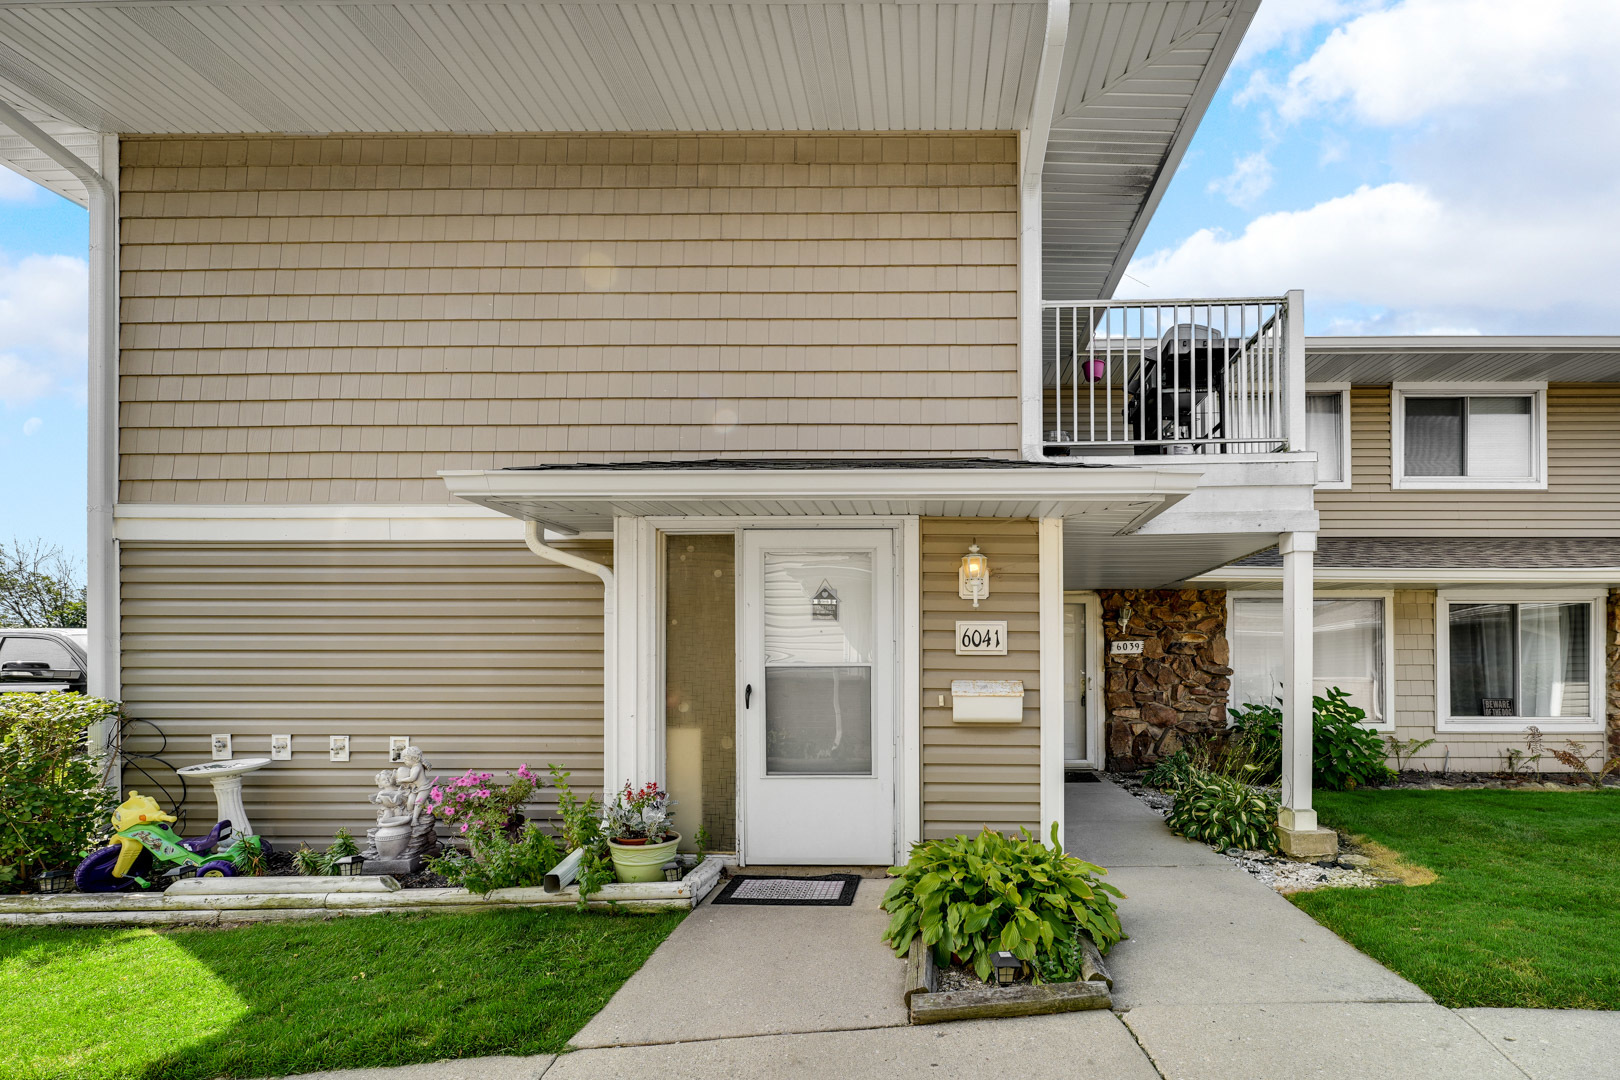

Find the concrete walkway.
xmin=285 ymin=780 xmax=1618 ymax=1079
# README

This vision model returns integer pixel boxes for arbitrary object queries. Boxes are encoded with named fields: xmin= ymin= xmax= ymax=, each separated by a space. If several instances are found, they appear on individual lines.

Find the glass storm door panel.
xmin=741 ymin=530 xmax=896 ymax=865
xmin=1064 ymin=602 xmax=1085 ymax=763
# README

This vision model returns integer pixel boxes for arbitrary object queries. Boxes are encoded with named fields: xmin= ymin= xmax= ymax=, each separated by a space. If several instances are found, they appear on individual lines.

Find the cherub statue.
xmin=369 ymin=769 xmax=411 ymax=827
xmin=393 ymin=746 xmax=432 ymax=824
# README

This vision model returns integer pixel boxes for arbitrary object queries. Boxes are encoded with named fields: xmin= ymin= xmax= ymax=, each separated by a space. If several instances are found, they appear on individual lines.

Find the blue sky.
xmin=4 ymin=0 xmax=1619 ymax=568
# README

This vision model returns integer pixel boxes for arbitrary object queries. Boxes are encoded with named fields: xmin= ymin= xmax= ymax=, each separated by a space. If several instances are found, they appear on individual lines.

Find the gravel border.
xmin=1102 ymin=772 xmax=1395 ymax=894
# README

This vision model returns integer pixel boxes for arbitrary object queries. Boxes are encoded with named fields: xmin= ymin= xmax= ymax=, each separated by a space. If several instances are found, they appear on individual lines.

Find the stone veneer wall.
xmin=1100 ymin=589 xmax=1231 ymax=771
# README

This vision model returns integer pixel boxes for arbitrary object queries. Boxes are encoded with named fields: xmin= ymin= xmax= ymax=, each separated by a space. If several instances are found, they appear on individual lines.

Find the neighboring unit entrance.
xmin=739 ymin=529 xmax=897 ymax=864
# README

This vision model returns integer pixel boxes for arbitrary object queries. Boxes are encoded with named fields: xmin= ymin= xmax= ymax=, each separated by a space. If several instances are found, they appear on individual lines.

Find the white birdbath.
xmin=177 ymin=758 xmax=274 ymax=838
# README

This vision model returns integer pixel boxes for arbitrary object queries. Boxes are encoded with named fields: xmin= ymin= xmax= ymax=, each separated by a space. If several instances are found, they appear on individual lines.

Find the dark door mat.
xmin=710 ymin=873 xmax=862 ymax=906
xmin=1066 ymin=770 xmax=1101 ymax=783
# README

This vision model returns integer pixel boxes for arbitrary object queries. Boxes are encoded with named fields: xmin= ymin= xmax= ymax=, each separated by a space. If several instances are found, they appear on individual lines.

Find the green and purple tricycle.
xmin=74 ymin=790 xmax=257 ymax=892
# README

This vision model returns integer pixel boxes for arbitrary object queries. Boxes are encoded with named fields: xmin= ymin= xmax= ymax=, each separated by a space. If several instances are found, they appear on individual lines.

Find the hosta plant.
xmin=1142 ymin=749 xmax=1196 ymax=793
xmin=880 ymin=823 xmax=1124 ymax=982
xmin=1164 ymin=768 xmax=1280 ymax=853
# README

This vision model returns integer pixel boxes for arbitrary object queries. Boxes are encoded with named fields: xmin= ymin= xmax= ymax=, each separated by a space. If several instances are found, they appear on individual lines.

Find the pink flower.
xmin=459 ymin=823 xmax=468 ymax=833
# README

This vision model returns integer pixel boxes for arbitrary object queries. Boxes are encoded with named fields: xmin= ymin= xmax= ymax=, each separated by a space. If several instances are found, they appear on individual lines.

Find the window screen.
xmin=1404 ymin=397 xmax=1464 ymax=476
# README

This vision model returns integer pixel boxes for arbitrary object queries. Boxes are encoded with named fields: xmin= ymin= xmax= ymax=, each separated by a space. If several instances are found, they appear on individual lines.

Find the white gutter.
xmin=522 ymin=521 xmax=619 ymax=796
xmin=0 ymin=102 xmax=119 ymax=744
xmin=1018 ymin=0 xmax=1069 ymax=461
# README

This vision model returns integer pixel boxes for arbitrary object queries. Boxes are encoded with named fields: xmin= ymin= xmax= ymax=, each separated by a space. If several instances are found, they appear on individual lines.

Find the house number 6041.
xmin=955 ymin=621 xmax=1008 ymax=655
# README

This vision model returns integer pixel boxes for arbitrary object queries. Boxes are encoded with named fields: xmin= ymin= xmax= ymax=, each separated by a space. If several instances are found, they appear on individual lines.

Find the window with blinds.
xmin=1305 ymin=391 xmax=1346 ymax=485
xmin=1399 ymin=392 xmax=1538 ymax=484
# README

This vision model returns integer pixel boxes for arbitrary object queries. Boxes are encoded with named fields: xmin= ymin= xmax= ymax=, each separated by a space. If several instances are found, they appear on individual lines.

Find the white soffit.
xmin=1043 ymin=0 xmax=1255 ymax=299
xmin=0 ymin=105 xmax=100 ymax=205
xmin=440 ymin=465 xmax=1200 ymax=535
xmin=1065 ymin=529 xmax=1274 ymax=589
xmin=0 ymin=0 xmax=1256 ymax=296
xmin=1306 ymin=336 xmax=1620 ymax=385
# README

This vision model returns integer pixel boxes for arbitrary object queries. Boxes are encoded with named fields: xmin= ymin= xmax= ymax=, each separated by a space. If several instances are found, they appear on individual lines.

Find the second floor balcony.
xmin=1041 ymin=293 xmax=1304 ymax=460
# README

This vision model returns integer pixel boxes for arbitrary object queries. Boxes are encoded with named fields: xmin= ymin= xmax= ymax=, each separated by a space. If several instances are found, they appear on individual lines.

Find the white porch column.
xmin=1277 ymin=530 xmax=1336 ymax=857
xmin=1038 ymin=518 xmax=1066 ymax=844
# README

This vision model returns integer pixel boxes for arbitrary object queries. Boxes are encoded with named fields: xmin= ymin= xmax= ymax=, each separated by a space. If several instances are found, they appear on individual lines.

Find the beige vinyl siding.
xmin=117 ymin=134 xmax=1020 ymax=504
xmin=119 ymin=541 xmax=609 ymax=843
xmin=1389 ymin=588 xmax=1579 ymax=771
xmin=1318 ymin=385 xmax=1620 ymax=536
xmin=920 ymin=517 xmax=1040 ymax=838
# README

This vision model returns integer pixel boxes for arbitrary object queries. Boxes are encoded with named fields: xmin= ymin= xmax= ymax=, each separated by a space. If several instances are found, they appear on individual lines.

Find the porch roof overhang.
xmin=440 ymin=459 xmax=1201 ymax=535
xmin=0 ymin=0 xmax=1257 ymax=299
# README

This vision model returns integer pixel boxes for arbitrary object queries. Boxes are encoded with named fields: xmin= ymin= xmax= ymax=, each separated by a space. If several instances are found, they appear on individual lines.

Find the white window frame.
xmin=1305 ymin=383 xmax=1352 ymax=490
xmin=1227 ymin=588 xmax=1396 ymax=733
xmin=1390 ymin=382 xmax=1548 ymax=491
xmin=1435 ymin=587 xmax=1607 ymax=734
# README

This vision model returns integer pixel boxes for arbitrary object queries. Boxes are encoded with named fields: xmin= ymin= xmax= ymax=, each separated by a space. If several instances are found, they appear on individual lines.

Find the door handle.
xmin=745 ymin=684 xmax=753 ymax=708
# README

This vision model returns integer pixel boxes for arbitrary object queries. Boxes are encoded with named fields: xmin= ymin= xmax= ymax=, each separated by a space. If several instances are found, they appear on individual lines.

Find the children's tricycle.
xmin=74 ymin=791 xmax=242 ymax=892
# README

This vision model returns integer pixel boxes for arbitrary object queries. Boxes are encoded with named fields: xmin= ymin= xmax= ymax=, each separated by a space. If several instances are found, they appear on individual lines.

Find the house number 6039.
xmin=955 ymin=621 xmax=1008 ymax=655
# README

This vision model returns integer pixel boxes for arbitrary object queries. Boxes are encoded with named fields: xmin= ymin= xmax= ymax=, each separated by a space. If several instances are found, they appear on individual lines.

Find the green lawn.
xmin=0 ymin=907 xmax=684 ymax=1080
xmin=1294 ymin=788 xmax=1620 ymax=1009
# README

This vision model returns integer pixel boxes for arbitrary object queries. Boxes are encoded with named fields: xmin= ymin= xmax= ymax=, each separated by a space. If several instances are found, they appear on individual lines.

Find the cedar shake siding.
xmin=118 ymin=540 xmax=609 ymax=844
xmin=1317 ymin=385 xmax=1620 ymax=536
xmin=919 ymin=517 xmax=1040 ymax=838
xmin=117 ymin=133 xmax=1020 ymax=504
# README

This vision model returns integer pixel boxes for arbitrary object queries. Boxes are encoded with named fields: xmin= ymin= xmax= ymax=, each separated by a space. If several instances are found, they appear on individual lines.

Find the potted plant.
xmin=605 ymin=781 xmax=679 ymax=883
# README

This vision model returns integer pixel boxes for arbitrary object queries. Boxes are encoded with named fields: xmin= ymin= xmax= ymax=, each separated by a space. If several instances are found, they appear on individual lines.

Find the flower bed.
xmin=0 ymin=856 xmax=726 ymax=927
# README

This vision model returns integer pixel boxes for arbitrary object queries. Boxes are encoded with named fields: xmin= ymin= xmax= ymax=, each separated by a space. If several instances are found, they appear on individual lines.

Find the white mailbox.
xmin=950 ymin=679 xmax=1025 ymax=723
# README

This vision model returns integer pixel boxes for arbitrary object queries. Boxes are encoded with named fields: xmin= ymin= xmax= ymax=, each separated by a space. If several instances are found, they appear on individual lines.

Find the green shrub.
xmin=0 ymin=692 xmax=119 ymax=890
xmin=1142 ymin=749 xmax=1196 ymax=792
xmin=1228 ymin=687 xmax=1393 ymax=791
xmin=429 ymin=822 xmax=561 ymax=895
xmin=1164 ymin=769 xmax=1280 ymax=852
xmin=880 ymin=824 xmax=1124 ymax=982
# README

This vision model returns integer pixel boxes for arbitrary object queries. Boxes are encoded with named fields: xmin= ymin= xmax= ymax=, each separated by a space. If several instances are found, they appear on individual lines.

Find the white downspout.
xmin=523 ymin=521 xmax=618 ymax=795
xmin=0 ymin=103 xmax=119 ymax=763
xmin=1019 ymin=0 xmax=1069 ymax=461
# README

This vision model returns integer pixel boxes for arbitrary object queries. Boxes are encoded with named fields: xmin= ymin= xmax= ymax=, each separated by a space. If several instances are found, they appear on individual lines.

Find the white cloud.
xmin=21 ymin=416 xmax=42 ymax=436
xmin=1134 ymin=0 xmax=1620 ymax=334
xmin=1207 ymin=151 xmax=1274 ymax=208
xmin=0 ymin=253 xmax=88 ymax=406
xmin=1268 ymin=0 xmax=1620 ymax=125
xmin=1234 ymin=0 xmax=1377 ymax=65
xmin=1122 ymin=179 xmax=1620 ymax=333
xmin=0 ymin=166 xmax=40 ymax=203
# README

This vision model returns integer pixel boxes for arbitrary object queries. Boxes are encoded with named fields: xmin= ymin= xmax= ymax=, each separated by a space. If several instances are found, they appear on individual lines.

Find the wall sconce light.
xmin=1116 ymin=602 xmax=1134 ymax=635
xmin=959 ymin=543 xmax=990 ymax=608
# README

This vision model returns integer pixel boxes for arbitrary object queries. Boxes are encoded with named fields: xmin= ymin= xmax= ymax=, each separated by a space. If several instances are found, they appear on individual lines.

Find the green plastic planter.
xmin=608 ymin=835 xmax=681 ymax=883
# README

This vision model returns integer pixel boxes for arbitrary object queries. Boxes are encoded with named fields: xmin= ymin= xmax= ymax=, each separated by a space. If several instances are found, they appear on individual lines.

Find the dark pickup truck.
xmin=0 ymin=628 xmax=89 ymax=695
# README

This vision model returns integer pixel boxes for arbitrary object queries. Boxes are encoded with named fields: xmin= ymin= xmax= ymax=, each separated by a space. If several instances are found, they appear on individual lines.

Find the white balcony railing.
xmin=1041 ymin=295 xmax=1300 ymax=456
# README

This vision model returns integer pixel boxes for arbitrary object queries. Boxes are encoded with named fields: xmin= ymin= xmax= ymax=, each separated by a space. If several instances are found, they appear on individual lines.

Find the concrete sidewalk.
xmin=284 ymin=780 xmax=1619 ymax=1080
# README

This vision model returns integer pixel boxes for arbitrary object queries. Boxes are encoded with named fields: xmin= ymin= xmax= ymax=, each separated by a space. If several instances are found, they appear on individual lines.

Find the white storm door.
xmin=740 ymin=529 xmax=896 ymax=865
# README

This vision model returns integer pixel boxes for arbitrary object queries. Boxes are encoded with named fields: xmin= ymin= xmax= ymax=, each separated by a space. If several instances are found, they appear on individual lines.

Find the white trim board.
xmin=1038 ymin=518 xmax=1065 ymax=844
xmin=114 ymin=504 xmax=529 ymax=543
